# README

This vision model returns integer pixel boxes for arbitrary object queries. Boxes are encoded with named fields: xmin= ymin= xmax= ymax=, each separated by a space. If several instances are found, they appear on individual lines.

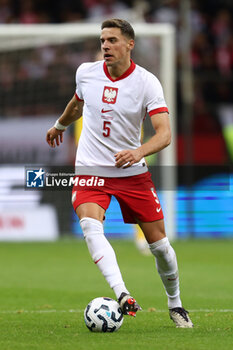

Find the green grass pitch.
xmin=0 ymin=239 xmax=232 ymax=350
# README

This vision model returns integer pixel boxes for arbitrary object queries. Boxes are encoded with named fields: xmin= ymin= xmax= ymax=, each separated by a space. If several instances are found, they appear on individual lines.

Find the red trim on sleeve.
xmin=149 ymin=107 xmax=169 ymax=117
xmin=75 ymin=92 xmax=83 ymax=101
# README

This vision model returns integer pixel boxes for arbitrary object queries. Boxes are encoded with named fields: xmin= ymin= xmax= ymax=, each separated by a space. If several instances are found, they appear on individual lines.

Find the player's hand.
xmin=114 ymin=149 xmax=144 ymax=168
xmin=46 ymin=127 xmax=64 ymax=148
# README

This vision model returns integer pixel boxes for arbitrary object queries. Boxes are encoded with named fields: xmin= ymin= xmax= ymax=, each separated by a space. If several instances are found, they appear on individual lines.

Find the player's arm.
xmin=115 ymin=112 xmax=171 ymax=168
xmin=139 ymin=112 xmax=171 ymax=156
xmin=46 ymin=95 xmax=84 ymax=148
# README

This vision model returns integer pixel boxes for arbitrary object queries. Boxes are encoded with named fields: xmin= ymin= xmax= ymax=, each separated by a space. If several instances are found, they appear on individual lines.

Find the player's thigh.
xmin=76 ymin=202 xmax=106 ymax=222
xmin=138 ymin=219 xmax=166 ymax=244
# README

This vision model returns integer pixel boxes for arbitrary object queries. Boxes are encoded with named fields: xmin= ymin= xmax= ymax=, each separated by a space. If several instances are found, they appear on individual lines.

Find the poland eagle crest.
xmin=102 ymin=86 xmax=118 ymax=104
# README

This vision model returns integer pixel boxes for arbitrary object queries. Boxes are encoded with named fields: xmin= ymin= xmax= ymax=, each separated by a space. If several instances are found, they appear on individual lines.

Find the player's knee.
xmin=149 ymin=237 xmax=171 ymax=258
xmin=149 ymin=237 xmax=177 ymax=271
xmin=80 ymin=217 xmax=103 ymax=238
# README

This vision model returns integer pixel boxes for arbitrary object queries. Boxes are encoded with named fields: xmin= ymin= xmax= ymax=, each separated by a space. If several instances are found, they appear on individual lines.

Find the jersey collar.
xmin=103 ymin=59 xmax=136 ymax=82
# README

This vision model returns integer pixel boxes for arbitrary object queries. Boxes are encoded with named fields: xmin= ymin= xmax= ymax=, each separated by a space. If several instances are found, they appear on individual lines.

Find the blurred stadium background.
xmin=0 ymin=0 xmax=232 ymax=243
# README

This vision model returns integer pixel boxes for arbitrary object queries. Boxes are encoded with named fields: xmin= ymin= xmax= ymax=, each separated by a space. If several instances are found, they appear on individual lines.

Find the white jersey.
xmin=75 ymin=60 xmax=168 ymax=177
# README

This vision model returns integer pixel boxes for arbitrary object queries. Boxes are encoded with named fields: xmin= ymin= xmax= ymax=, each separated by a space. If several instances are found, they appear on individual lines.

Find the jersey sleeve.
xmin=144 ymin=72 xmax=169 ymax=117
xmin=75 ymin=63 xmax=86 ymax=101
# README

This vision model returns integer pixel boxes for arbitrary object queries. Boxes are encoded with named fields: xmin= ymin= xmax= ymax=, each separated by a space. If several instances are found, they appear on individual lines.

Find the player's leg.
xmin=76 ymin=202 xmax=130 ymax=301
xmin=138 ymin=219 xmax=181 ymax=307
xmin=139 ymin=219 xmax=193 ymax=328
xmin=72 ymin=183 xmax=141 ymax=316
xmin=116 ymin=178 xmax=179 ymax=307
xmin=113 ymin=172 xmax=193 ymax=324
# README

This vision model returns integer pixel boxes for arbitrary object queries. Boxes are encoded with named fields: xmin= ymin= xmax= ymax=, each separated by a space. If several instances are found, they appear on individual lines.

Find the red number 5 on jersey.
xmin=103 ymin=121 xmax=111 ymax=137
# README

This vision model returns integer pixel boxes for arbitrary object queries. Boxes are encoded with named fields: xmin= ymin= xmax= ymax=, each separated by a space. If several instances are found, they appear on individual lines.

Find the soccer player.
xmin=46 ymin=18 xmax=193 ymax=328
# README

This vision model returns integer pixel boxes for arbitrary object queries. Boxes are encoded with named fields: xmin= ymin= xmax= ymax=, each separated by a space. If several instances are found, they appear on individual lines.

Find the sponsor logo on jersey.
xmin=102 ymin=86 xmax=118 ymax=104
xmin=101 ymin=108 xmax=113 ymax=113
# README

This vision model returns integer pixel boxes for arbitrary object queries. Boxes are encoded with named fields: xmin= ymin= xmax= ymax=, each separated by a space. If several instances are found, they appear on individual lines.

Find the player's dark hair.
xmin=101 ymin=19 xmax=135 ymax=40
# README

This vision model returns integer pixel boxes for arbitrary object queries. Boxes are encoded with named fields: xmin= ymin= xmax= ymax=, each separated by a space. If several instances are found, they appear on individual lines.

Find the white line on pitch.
xmin=0 ymin=309 xmax=232 ymax=314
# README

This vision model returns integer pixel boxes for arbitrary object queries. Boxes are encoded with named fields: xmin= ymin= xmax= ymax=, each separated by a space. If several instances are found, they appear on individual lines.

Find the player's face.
xmin=100 ymin=27 xmax=134 ymax=67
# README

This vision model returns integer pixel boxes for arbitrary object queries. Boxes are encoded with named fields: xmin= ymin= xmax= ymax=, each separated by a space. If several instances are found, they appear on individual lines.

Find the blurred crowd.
xmin=0 ymin=0 xmax=233 ymax=150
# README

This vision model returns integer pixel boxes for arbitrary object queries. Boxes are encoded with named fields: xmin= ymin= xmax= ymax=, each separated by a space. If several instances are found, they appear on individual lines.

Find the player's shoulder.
xmin=135 ymin=63 xmax=162 ymax=89
xmin=76 ymin=61 xmax=103 ymax=74
xmin=135 ymin=63 xmax=159 ymax=82
xmin=76 ymin=61 xmax=103 ymax=80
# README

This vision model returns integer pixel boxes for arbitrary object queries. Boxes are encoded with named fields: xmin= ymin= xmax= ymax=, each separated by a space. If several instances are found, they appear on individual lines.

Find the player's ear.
xmin=127 ymin=39 xmax=135 ymax=51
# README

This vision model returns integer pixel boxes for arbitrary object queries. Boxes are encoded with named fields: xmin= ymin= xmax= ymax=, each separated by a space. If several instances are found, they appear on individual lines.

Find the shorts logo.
xmin=102 ymin=86 xmax=118 ymax=104
xmin=26 ymin=168 xmax=45 ymax=188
